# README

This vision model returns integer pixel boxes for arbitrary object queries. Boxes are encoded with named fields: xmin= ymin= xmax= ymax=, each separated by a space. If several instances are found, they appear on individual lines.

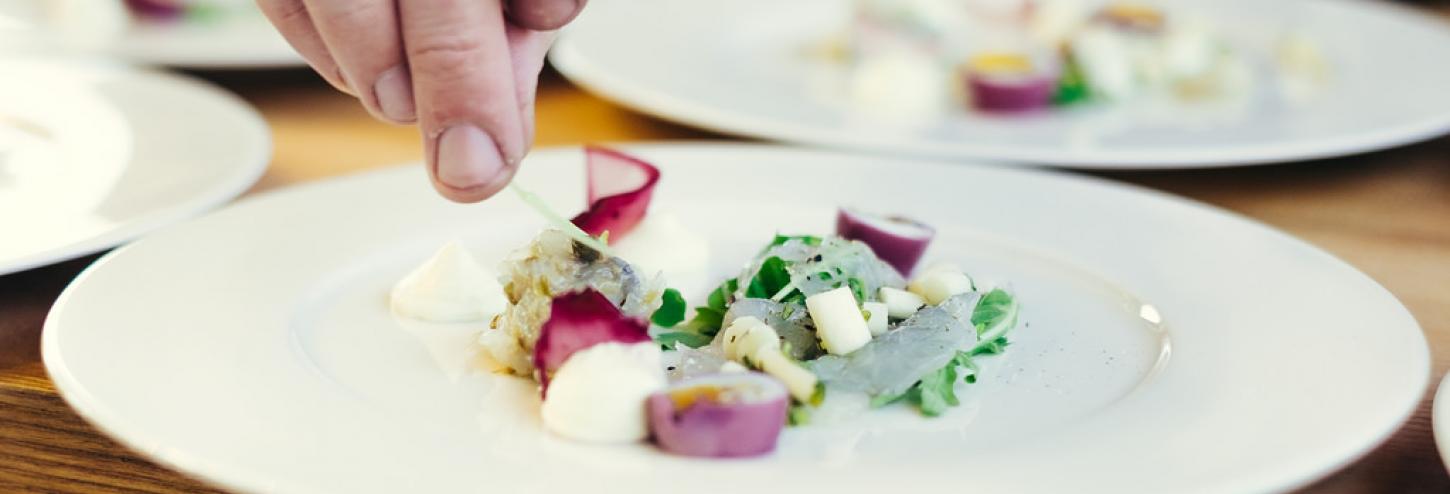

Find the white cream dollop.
xmin=849 ymin=50 xmax=947 ymax=119
xmin=540 ymin=342 xmax=665 ymax=443
xmin=390 ymin=241 xmax=507 ymax=323
xmin=612 ymin=212 xmax=710 ymax=294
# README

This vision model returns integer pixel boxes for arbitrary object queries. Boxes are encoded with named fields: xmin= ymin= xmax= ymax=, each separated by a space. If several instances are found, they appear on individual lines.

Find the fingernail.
xmin=435 ymin=125 xmax=506 ymax=189
xmin=373 ymin=66 xmax=416 ymax=123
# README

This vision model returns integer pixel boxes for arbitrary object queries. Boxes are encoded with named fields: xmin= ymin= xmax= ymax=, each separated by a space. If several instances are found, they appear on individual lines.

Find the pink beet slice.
xmin=647 ymin=373 xmax=789 ymax=458
xmin=532 ymin=289 xmax=652 ymax=395
xmin=836 ymin=207 xmax=936 ymax=276
xmin=570 ymin=146 xmax=661 ymax=242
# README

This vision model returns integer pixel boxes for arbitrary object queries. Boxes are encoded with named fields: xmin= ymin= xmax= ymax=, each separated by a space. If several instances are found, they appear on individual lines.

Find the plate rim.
xmin=41 ymin=143 xmax=1431 ymax=493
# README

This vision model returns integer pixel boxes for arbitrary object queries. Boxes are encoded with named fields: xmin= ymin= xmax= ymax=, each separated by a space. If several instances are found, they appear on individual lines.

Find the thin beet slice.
xmin=532 ymin=289 xmax=652 ymax=395
xmin=570 ymin=147 xmax=661 ymax=242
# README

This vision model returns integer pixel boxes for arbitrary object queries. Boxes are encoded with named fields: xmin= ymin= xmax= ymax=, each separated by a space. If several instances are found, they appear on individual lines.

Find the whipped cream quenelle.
xmin=390 ymin=241 xmax=507 ymax=323
xmin=540 ymin=342 xmax=666 ymax=443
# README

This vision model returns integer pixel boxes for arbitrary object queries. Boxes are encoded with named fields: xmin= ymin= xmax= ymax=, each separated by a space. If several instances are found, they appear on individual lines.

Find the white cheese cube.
xmin=908 ymin=269 xmax=974 ymax=305
xmin=806 ymin=287 xmax=872 ymax=355
xmin=878 ymin=287 xmax=925 ymax=319
xmin=862 ymin=302 xmax=889 ymax=336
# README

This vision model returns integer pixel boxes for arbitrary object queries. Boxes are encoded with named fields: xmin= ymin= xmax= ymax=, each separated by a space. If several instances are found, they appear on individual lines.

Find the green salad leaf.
xmin=869 ymin=289 xmax=1019 ymax=417
xmin=970 ymin=288 xmax=1020 ymax=354
xmin=650 ymin=288 xmax=687 ymax=327
xmin=650 ymin=329 xmax=714 ymax=350
xmin=745 ymin=256 xmax=794 ymax=299
xmin=650 ymin=279 xmax=742 ymax=350
xmin=871 ymin=351 xmax=979 ymax=417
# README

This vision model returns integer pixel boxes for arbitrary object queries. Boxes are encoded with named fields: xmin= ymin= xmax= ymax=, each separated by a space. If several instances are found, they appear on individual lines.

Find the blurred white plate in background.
xmin=0 ymin=61 xmax=269 ymax=276
xmin=44 ymin=144 xmax=1427 ymax=493
xmin=114 ymin=6 xmax=304 ymax=69
xmin=551 ymin=0 xmax=1450 ymax=168
xmin=1434 ymin=372 xmax=1450 ymax=472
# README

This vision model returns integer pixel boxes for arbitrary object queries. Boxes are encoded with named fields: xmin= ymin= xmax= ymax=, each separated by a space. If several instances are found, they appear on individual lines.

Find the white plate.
xmin=551 ymin=0 xmax=1450 ymax=168
xmin=1434 ymin=373 xmax=1450 ymax=472
xmin=0 ymin=60 xmax=269 ymax=276
xmin=44 ymin=145 xmax=1427 ymax=493
xmin=114 ymin=10 xmax=304 ymax=69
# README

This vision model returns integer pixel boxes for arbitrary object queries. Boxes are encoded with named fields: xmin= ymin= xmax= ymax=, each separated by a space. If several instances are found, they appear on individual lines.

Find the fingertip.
xmin=505 ymin=0 xmax=585 ymax=31
xmin=427 ymin=125 xmax=518 ymax=203
xmin=428 ymin=168 xmax=516 ymax=204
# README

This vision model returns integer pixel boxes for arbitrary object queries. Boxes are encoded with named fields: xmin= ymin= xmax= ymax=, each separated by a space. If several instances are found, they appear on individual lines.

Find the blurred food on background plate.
xmin=821 ymin=0 xmax=1330 ymax=117
xmin=122 ymin=0 xmax=258 ymax=23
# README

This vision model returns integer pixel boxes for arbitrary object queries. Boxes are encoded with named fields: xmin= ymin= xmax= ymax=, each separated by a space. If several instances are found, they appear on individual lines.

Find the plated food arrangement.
xmin=112 ymin=0 xmax=304 ymax=68
xmin=43 ymin=145 xmax=1429 ymax=493
xmin=389 ymin=148 xmax=1023 ymax=456
xmin=838 ymin=0 xmax=1328 ymax=116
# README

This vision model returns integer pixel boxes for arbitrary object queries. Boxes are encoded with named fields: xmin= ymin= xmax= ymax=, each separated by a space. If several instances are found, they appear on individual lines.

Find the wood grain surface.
xmin=2 ymin=59 xmax=1449 ymax=493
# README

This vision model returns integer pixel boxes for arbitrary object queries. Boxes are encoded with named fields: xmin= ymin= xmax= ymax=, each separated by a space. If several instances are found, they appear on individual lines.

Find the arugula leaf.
xmin=745 ymin=256 xmax=793 ymax=299
xmin=650 ymin=288 xmax=687 ymax=327
xmin=971 ymin=337 xmax=1010 ymax=356
xmin=971 ymin=288 xmax=1015 ymax=329
xmin=912 ymin=362 xmax=961 ymax=416
xmin=970 ymin=288 xmax=1020 ymax=354
xmin=787 ymin=403 xmax=812 ymax=426
xmin=651 ymin=330 xmax=714 ymax=349
xmin=674 ymin=279 xmax=738 ymax=337
xmin=873 ymin=351 xmax=977 ymax=416
xmin=706 ymin=279 xmax=737 ymax=311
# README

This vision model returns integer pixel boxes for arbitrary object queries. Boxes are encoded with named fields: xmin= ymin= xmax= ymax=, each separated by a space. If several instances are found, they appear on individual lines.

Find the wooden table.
xmin=3 ymin=64 xmax=1449 ymax=492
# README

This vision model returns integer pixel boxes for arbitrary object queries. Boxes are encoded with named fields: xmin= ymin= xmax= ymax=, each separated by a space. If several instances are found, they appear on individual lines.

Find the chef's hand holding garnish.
xmin=256 ymin=0 xmax=585 ymax=202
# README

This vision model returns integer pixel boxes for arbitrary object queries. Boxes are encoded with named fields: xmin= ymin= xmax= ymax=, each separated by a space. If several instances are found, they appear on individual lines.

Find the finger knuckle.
xmin=407 ymin=34 xmax=487 ymax=74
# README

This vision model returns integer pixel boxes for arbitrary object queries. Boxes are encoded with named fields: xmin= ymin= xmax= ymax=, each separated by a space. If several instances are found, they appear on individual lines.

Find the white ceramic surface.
xmin=1434 ymin=373 xmax=1450 ymax=472
xmin=551 ymin=0 xmax=1450 ymax=168
xmin=0 ymin=60 xmax=269 ymax=276
xmin=44 ymin=145 xmax=1427 ymax=493
xmin=113 ymin=10 xmax=304 ymax=69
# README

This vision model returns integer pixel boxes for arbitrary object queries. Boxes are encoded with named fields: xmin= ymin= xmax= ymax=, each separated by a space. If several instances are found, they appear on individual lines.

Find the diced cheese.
xmin=806 ymin=287 xmax=872 ymax=355
xmin=878 ymin=287 xmax=925 ymax=319
xmin=908 ymin=269 xmax=974 ymax=305
xmin=862 ymin=302 xmax=889 ymax=336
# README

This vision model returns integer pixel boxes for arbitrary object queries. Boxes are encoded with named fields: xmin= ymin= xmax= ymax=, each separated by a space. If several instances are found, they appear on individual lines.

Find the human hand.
xmin=255 ymin=0 xmax=585 ymax=202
